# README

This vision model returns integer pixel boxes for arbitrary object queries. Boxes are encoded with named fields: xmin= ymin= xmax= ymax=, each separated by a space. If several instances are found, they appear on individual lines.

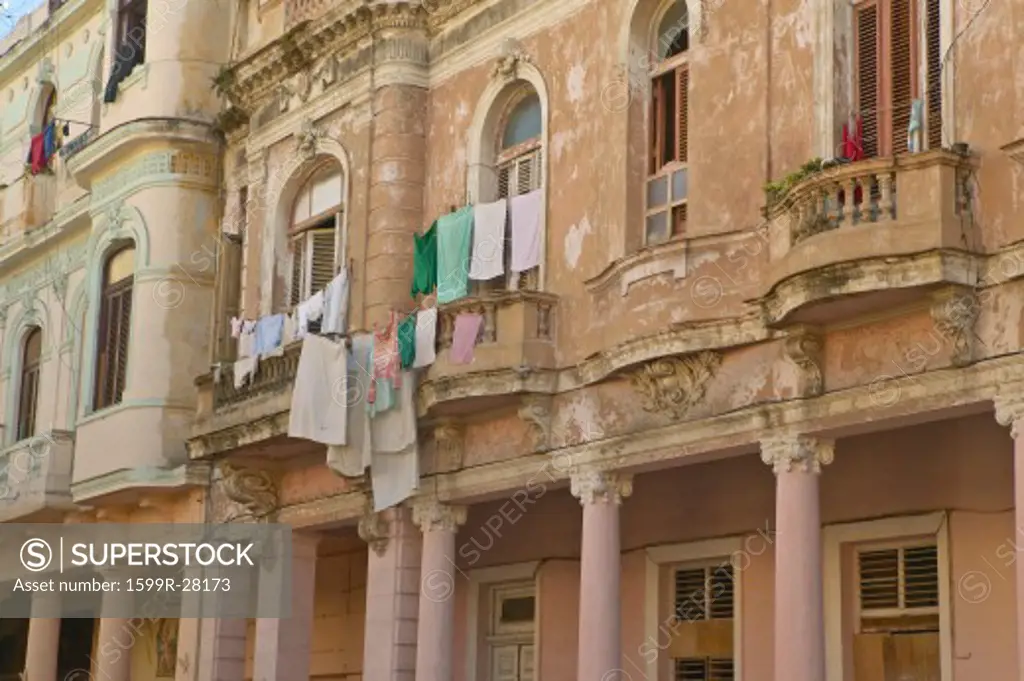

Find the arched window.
xmin=16 ymin=327 xmax=42 ymax=441
xmin=288 ymin=161 xmax=343 ymax=308
xmin=646 ymin=0 xmax=690 ymax=244
xmin=94 ymin=245 xmax=135 ymax=410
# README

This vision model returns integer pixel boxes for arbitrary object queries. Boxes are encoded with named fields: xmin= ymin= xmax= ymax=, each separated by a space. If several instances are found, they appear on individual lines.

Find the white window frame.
xmin=823 ymin=512 xmax=952 ymax=681
xmin=645 ymin=537 xmax=745 ymax=681
xmin=466 ymin=562 xmax=539 ymax=681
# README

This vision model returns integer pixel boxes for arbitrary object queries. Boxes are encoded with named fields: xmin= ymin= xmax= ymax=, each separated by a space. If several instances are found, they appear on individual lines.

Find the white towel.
xmin=510 ymin=189 xmax=543 ymax=273
xmin=326 ymin=334 xmax=374 ymax=478
xmin=322 ymin=270 xmax=350 ymax=335
xmin=287 ymin=335 xmax=348 ymax=446
xmin=469 ymin=198 xmax=507 ymax=280
xmin=296 ymin=291 xmax=324 ymax=339
xmin=237 ymin=326 xmax=255 ymax=359
xmin=370 ymin=370 xmax=419 ymax=511
xmin=233 ymin=356 xmax=258 ymax=389
xmin=413 ymin=307 xmax=437 ymax=368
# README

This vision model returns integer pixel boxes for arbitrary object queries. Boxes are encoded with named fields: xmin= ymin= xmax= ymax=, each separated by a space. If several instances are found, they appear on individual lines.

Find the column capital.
xmin=760 ymin=436 xmax=834 ymax=475
xmin=411 ymin=500 xmax=467 ymax=533
xmin=570 ymin=469 xmax=633 ymax=506
xmin=994 ymin=393 xmax=1024 ymax=438
xmin=358 ymin=511 xmax=390 ymax=556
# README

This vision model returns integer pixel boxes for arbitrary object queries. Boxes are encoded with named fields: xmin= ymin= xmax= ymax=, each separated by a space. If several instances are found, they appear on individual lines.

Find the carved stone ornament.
xmin=994 ymin=392 xmax=1024 ymax=440
xmin=411 ymin=500 xmax=467 ymax=533
xmin=105 ymin=199 xmax=126 ymax=231
xmin=490 ymin=39 xmax=533 ymax=81
xmin=760 ymin=436 xmax=834 ymax=475
xmin=296 ymin=118 xmax=325 ymax=160
xmin=784 ymin=326 xmax=824 ymax=397
xmin=218 ymin=463 xmax=279 ymax=520
xmin=246 ymin=148 xmax=268 ymax=185
xmin=931 ymin=287 xmax=979 ymax=368
xmin=627 ymin=351 xmax=721 ymax=419
xmin=358 ymin=510 xmax=390 ymax=556
xmin=434 ymin=421 xmax=465 ymax=471
xmin=518 ymin=395 xmax=553 ymax=452
xmin=570 ymin=468 xmax=633 ymax=506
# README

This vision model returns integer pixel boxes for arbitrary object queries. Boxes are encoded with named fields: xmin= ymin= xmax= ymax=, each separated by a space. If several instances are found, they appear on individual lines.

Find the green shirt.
xmin=411 ymin=221 xmax=438 ymax=297
xmin=436 ymin=206 xmax=473 ymax=304
xmin=398 ymin=313 xmax=417 ymax=369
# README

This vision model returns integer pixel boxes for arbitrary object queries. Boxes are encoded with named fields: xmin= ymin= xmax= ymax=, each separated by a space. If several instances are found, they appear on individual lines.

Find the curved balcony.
xmin=759 ymin=150 xmax=980 ymax=326
xmin=0 ymin=430 xmax=76 ymax=523
xmin=417 ymin=291 xmax=559 ymax=416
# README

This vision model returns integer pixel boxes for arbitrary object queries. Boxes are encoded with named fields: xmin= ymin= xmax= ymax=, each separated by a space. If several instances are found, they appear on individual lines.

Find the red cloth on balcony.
xmin=29 ymin=133 xmax=46 ymax=175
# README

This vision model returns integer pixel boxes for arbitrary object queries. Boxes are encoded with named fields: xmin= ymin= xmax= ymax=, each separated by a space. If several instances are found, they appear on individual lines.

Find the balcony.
xmin=0 ymin=430 xmax=75 ymax=523
xmin=418 ymin=291 xmax=559 ymax=416
xmin=759 ymin=149 xmax=979 ymax=326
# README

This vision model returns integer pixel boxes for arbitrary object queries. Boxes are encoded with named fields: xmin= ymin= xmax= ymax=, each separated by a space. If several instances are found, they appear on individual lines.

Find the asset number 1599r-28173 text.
xmin=126 ymin=577 xmax=231 ymax=592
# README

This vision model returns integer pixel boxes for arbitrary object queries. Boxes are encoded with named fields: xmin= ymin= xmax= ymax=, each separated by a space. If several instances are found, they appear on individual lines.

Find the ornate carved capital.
xmin=490 ymin=39 xmax=533 ymax=81
xmin=994 ymin=393 xmax=1024 ymax=440
xmin=411 ymin=500 xmax=467 ymax=533
xmin=218 ymin=464 xmax=279 ymax=520
xmin=931 ymin=286 xmax=979 ymax=368
xmin=434 ymin=421 xmax=465 ymax=472
xmin=358 ymin=510 xmax=390 ymax=556
xmin=760 ymin=436 xmax=834 ymax=475
xmin=570 ymin=469 xmax=633 ymax=506
xmin=518 ymin=395 xmax=553 ymax=452
xmin=296 ymin=118 xmax=326 ymax=161
xmin=627 ymin=351 xmax=721 ymax=419
xmin=784 ymin=326 xmax=824 ymax=397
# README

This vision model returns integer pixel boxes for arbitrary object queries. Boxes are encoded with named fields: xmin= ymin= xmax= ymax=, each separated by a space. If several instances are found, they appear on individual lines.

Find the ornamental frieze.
xmin=626 ymin=351 xmax=721 ymax=419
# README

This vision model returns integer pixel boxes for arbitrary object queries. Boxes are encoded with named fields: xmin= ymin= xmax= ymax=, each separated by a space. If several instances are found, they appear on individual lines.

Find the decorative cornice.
xmin=760 ymin=436 xmax=834 ymax=475
xmin=784 ymin=326 xmax=824 ymax=397
xmin=518 ymin=395 xmax=552 ymax=452
xmin=358 ymin=509 xmax=390 ymax=556
xmin=570 ymin=469 xmax=633 ymax=506
xmin=411 ymin=499 xmax=467 ymax=533
xmin=218 ymin=463 xmax=279 ymax=520
xmin=931 ymin=286 xmax=979 ymax=368
xmin=627 ymin=351 xmax=721 ymax=419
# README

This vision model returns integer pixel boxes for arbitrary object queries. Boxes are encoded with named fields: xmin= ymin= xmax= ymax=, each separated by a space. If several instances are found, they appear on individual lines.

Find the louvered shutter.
xmin=650 ymin=80 xmax=663 ymax=174
xmin=925 ymin=0 xmax=942 ymax=149
xmin=213 ymin=233 xmax=242 ymax=362
xmin=516 ymin=156 xmax=533 ymax=197
xmin=676 ymin=65 xmax=688 ymax=164
xmin=890 ymin=0 xmax=913 ymax=156
xmin=856 ymin=4 xmax=880 ymax=159
xmin=113 ymin=285 xmax=132 ymax=404
xmin=309 ymin=227 xmax=336 ymax=294
xmin=498 ymin=164 xmax=512 ymax=200
xmin=859 ymin=544 xmax=939 ymax=612
xmin=290 ymin=237 xmax=305 ymax=307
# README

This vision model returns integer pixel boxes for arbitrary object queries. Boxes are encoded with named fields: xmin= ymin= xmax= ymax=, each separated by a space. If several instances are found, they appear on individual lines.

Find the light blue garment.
xmin=254 ymin=314 xmax=285 ymax=355
xmin=907 ymin=99 xmax=924 ymax=153
xmin=366 ymin=336 xmax=395 ymax=417
xmin=436 ymin=206 xmax=474 ymax=304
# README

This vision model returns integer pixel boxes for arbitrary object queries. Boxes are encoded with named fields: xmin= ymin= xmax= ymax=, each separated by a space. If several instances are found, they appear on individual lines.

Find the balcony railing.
xmin=207 ymin=340 xmax=303 ymax=413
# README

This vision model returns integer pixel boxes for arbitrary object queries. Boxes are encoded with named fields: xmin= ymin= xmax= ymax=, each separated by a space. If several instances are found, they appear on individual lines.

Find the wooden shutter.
xmin=674 ymin=658 xmax=734 ymax=681
xmin=309 ymin=226 xmax=336 ymax=293
xmin=889 ymin=0 xmax=913 ymax=156
xmin=925 ymin=0 xmax=942 ymax=149
xmin=17 ymin=329 xmax=41 ymax=441
xmin=212 ymin=233 xmax=242 ymax=363
xmin=859 ymin=545 xmax=939 ymax=612
xmin=96 ymin=280 xmax=132 ymax=409
xmin=856 ymin=4 xmax=880 ymax=159
xmin=497 ymin=164 xmax=512 ymax=200
xmin=111 ymin=284 xmax=132 ymax=405
xmin=649 ymin=78 xmax=664 ymax=174
xmin=289 ymin=237 xmax=305 ymax=307
xmin=676 ymin=65 xmax=688 ymax=164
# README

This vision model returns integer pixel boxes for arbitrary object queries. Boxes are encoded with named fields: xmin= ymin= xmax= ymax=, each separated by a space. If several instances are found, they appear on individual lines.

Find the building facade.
xmin=4 ymin=0 xmax=1024 ymax=680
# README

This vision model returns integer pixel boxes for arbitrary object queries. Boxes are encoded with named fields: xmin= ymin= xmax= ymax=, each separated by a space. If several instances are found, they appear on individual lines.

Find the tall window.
xmin=289 ymin=162 xmax=342 ymax=308
xmin=646 ymin=0 xmax=689 ymax=245
xmin=483 ymin=88 xmax=543 ymax=292
xmin=487 ymin=583 xmax=535 ymax=681
xmin=17 ymin=328 xmax=42 ymax=441
xmin=671 ymin=562 xmax=735 ymax=681
xmin=116 ymin=0 xmax=148 ymax=67
xmin=854 ymin=0 xmax=942 ymax=158
xmin=94 ymin=246 xmax=135 ymax=410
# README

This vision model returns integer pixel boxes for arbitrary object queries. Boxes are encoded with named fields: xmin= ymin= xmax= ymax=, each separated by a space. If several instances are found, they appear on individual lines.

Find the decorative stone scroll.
xmin=760 ymin=436 xmax=834 ymax=475
xmin=411 ymin=500 xmax=467 ymax=533
xmin=570 ymin=468 xmax=633 ymax=506
xmin=627 ymin=351 xmax=721 ymax=419
xmin=518 ymin=395 xmax=553 ymax=452
xmin=358 ymin=508 xmax=390 ymax=556
xmin=930 ymin=286 xmax=979 ymax=368
xmin=994 ymin=392 xmax=1024 ymax=440
xmin=784 ymin=326 xmax=824 ymax=397
xmin=490 ymin=39 xmax=533 ymax=81
xmin=218 ymin=463 xmax=279 ymax=520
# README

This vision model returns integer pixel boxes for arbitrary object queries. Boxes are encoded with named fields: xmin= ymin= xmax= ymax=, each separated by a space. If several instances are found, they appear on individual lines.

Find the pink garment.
xmin=450 ymin=314 xmax=483 ymax=365
xmin=510 ymin=189 xmax=543 ymax=273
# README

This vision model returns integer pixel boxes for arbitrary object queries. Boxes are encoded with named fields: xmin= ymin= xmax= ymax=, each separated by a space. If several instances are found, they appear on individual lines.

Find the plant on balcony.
xmin=764 ymin=157 xmax=825 ymax=209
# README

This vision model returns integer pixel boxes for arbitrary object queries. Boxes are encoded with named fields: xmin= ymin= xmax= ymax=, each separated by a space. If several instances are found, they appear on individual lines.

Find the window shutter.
xmin=113 ymin=286 xmax=132 ymax=404
xmin=859 ymin=548 xmax=900 ymax=610
xmin=675 ymin=568 xmax=708 ymax=621
xmin=650 ymin=81 xmax=663 ymax=174
xmin=290 ymin=237 xmax=305 ymax=307
xmin=925 ymin=0 xmax=942 ymax=149
xmin=497 ymin=164 xmax=512 ymax=200
xmin=856 ymin=4 xmax=880 ymax=159
xmin=859 ymin=544 xmax=938 ymax=612
xmin=516 ymin=156 xmax=533 ymax=197
xmin=708 ymin=565 xmax=734 ymax=620
xmin=213 ymin=233 xmax=242 ymax=362
xmin=309 ymin=226 xmax=336 ymax=294
xmin=889 ymin=0 xmax=913 ymax=156
xmin=676 ymin=65 xmax=688 ymax=164
xmin=902 ymin=545 xmax=939 ymax=608
xmin=674 ymin=658 xmax=734 ymax=681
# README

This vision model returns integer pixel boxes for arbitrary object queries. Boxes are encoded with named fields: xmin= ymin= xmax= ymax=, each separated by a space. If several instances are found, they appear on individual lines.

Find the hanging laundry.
xmin=296 ymin=290 xmax=324 ymax=339
xmin=436 ymin=206 xmax=474 ymax=304
xmin=398 ymin=312 xmax=417 ymax=370
xmin=450 ymin=313 xmax=483 ymax=365
xmin=369 ymin=370 xmax=420 ymax=512
xmin=469 ymin=198 xmax=507 ymax=281
xmin=288 ymin=335 xmax=348 ymax=446
xmin=237 ymin=321 xmax=256 ymax=358
xmin=851 ymin=115 xmax=864 ymax=162
xmin=413 ymin=306 xmax=437 ymax=368
xmin=322 ymin=269 xmax=350 ymax=335
xmin=510 ymin=189 xmax=543 ymax=273
xmin=368 ymin=311 xmax=402 ymax=411
xmin=411 ymin=221 xmax=438 ymax=297
xmin=29 ymin=132 xmax=46 ymax=175
xmin=907 ymin=99 xmax=924 ymax=153
xmin=230 ymin=317 xmax=243 ymax=339
xmin=366 ymin=336 xmax=396 ymax=416
xmin=233 ymin=355 xmax=259 ymax=389
xmin=42 ymin=121 xmax=57 ymax=162
xmin=254 ymin=314 xmax=285 ymax=356
xmin=327 ymin=334 xmax=374 ymax=478
xmin=282 ymin=311 xmax=297 ymax=345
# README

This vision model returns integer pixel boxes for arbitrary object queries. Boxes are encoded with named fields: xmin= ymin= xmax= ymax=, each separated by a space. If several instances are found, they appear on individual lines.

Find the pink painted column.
xmin=95 ymin=576 xmax=135 ymax=681
xmin=412 ymin=501 xmax=467 ymax=681
xmin=360 ymin=507 xmax=422 ymax=681
xmin=995 ymin=397 xmax=1024 ymax=681
xmin=253 ymin=532 xmax=319 ymax=681
xmin=761 ymin=437 xmax=833 ymax=681
xmin=25 ymin=592 xmax=61 ymax=681
xmin=571 ymin=469 xmax=633 ymax=681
